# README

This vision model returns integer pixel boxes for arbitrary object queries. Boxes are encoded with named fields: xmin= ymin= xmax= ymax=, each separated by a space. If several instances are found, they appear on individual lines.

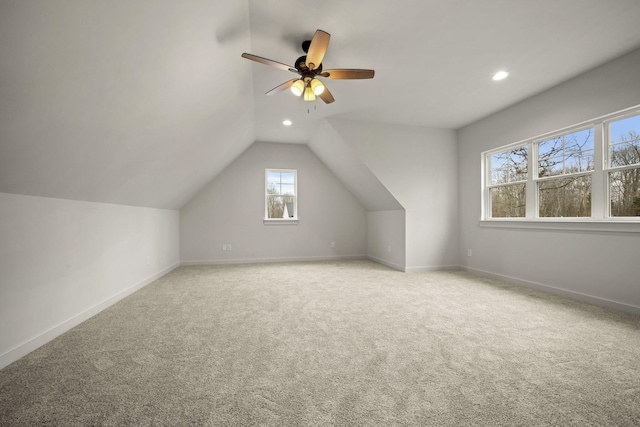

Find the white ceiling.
xmin=245 ymin=0 xmax=640 ymax=142
xmin=2 ymin=0 xmax=640 ymax=209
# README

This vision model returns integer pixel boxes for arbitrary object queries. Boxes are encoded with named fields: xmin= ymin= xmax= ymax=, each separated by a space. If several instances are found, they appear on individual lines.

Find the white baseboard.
xmin=366 ymin=255 xmax=405 ymax=272
xmin=0 ymin=262 xmax=180 ymax=370
xmin=181 ymin=254 xmax=367 ymax=266
xmin=182 ymin=255 xmax=460 ymax=274
xmin=405 ymin=265 xmax=460 ymax=273
xmin=461 ymin=266 xmax=640 ymax=316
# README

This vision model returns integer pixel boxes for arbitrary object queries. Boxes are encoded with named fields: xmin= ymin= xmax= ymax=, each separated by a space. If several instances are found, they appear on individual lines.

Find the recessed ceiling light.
xmin=282 ymin=119 xmax=292 ymax=126
xmin=492 ymin=71 xmax=509 ymax=81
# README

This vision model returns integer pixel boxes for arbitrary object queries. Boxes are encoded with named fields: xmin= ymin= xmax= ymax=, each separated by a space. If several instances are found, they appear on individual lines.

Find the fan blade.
xmin=266 ymin=79 xmax=298 ymax=96
xmin=241 ymin=53 xmax=297 ymax=73
xmin=318 ymin=85 xmax=335 ymax=104
xmin=320 ymin=69 xmax=375 ymax=79
xmin=305 ymin=30 xmax=330 ymax=70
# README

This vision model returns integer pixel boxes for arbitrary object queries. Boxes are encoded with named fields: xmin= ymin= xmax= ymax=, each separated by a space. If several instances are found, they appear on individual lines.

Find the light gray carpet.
xmin=1 ymin=259 xmax=639 ymax=426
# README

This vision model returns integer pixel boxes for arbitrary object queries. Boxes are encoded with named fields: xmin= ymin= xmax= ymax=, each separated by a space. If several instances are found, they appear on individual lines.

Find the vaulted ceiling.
xmin=2 ymin=0 xmax=640 ymax=209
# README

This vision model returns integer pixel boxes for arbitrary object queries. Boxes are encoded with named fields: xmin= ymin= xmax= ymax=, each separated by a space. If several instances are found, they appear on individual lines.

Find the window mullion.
xmin=526 ymin=141 xmax=536 ymax=218
xmin=591 ymin=123 xmax=605 ymax=219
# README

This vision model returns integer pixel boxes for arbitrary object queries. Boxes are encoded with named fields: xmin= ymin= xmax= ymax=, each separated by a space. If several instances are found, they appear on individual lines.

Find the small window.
xmin=265 ymin=169 xmax=297 ymax=220
xmin=607 ymin=114 xmax=640 ymax=217
xmin=536 ymin=127 xmax=594 ymax=218
xmin=487 ymin=145 xmax=527 ymax=218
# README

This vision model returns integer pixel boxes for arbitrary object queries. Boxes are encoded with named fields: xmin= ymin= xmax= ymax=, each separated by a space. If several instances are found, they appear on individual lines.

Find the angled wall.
xmin=0 ymin=193 xmax=179 ymax=369
xmin=458 ymin=48 xmax=640 ymax=313
xmin=180 ymin=142 xmax=367 ymax=264
xmin=308 ymin=120 xmax=406 ymax=269
xmin=328 ymin=119 xmax=459 ymax=271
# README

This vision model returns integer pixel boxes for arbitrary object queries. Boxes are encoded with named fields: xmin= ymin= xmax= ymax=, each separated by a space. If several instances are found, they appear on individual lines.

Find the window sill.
xmin=478 ymin=219 xmax=640 ymax=233
xmin=263 ymin=219 xmax=299 ymax=225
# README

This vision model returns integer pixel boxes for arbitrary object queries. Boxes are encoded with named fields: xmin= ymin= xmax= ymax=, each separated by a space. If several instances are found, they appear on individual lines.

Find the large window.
xmin=265 ymin=169 xmax=297 ymax=221
xmin=482 ymin=106 xmax=640 ymax=221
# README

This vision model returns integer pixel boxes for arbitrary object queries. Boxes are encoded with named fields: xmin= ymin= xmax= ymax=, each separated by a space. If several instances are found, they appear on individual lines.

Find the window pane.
xmin=565 ymin=128 xmax=594 ymax=152
xmin=610 ymin=169 xmax=640 ymax=217
xmin=610 ymin=114 xmax=640 ymax=144
xmin=267 ymin=172 xmax=282 ymax=195
xmin=267 ymin=171 xmax=296 ymax=196
xmin=280 ymin=184 xmax=294 ymax=195
xmin=490 ymin=146 xmax=528 ymax=185
xmin=538 ymin=128 xmax=594 ymax=177
xmin=565 ymin=150 xmax=594 ymax=173
xmin=610 ymin=114 xmax=640 ymax=168
xmin=266 ymin=196 xmax=284 ymax=218
xmin=266 ymin=196 xmax=296 ymax=218
xmin=538 ymin=175 xmax=591 ymax=217
xmin=280 ymin=172 xmax=295 ymax=185
xmin=539 ymin=155 xmax=564 ymax=177
xmin=610 ymin=142 xmax=640 ymax=168
xmin=538 ymin=137 xmax=562 ymax=157
xmin=490 ymin=183 xmax=526 ymax=218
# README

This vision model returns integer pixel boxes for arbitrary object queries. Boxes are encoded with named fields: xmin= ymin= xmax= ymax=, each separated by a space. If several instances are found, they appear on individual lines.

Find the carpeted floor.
xmin=1 ymin=259 xmax=639 ymax=426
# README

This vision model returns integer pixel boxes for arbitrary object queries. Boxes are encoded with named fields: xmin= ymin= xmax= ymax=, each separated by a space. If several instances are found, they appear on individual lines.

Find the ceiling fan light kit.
xmin=290 ymin=79 xmax=305 ymax=96
xmin=303 ymin=85 xmax=316 ymax=101
xmin=242 ymin=29 xmax=375 ymax=104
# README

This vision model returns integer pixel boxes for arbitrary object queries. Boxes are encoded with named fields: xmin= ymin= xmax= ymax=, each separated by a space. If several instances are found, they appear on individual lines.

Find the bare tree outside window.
xmin=609 ymin=115 xmax=640 ymax=217
xmin=489 ymin=146 xmax=527 ymax=218
xmin=537 ymin=128 xmax=594 ymax=217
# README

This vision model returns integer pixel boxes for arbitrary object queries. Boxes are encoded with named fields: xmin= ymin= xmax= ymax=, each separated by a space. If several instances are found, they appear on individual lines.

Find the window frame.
xmin=264 ymin=168 xmax=298 ymax=225
xmin=481 ymin=104 xmax=640 ymax=228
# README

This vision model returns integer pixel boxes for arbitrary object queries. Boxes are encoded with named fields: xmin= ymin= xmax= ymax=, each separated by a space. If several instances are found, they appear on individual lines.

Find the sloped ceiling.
xmin=2 ymin=0 xmax=640 ymax=210
xmin=308 ymin=120 xmax=402 ymax=212
xmin=0 ymin=0 xmax=255 ymax=209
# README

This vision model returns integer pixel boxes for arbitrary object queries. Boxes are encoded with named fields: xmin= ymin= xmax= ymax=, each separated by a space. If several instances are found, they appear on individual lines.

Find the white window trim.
xmin=264 ymin=168 xmax=298 ymax=224
xmin=481 ymin=104 xmax=640 ymax=230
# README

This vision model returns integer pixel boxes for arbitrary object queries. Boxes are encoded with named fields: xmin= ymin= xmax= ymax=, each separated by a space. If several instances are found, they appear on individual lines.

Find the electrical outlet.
xmin=146 ymin=255 xmax=150 ymax=265
xmin=227 ymin=244 xmax=232 ymax=251
xmin=331 ymin=241 xmax=335 ymax=248
xmin=387 ymin=245 xmax=392 ymax=253
xmin=222 ymin=244 xmax=227 ymax=251
xmin=467 ymin=249 xmax=473 ymax=257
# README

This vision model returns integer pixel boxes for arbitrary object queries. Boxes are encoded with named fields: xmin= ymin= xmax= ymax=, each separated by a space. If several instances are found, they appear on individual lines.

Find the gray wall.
xmin=329 ymin=119 xmax=459 ymax=271
xmin=458 ymin=48 xmax=640 ymax=313
xmin=0 ymin=193 xmax=180 ymax=368
xmin=180 ymin=142 xmax=368 ymax=263
xmin=367 ymin=210 xmax=406 ymax=270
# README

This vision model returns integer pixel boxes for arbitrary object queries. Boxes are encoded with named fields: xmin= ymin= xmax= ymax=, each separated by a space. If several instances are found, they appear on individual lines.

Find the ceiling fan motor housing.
xmin=295 ymin=55 xmax=322 ymax=73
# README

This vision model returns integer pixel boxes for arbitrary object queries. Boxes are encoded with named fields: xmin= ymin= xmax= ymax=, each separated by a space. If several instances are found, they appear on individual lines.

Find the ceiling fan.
xmin=241 ymin=29 xmax=374 ymax=104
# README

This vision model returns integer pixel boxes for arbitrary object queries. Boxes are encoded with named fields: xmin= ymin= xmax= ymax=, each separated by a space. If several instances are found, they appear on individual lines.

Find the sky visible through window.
xmin=610 ymin=115 xmax=640 ymax=168
xmin=267 ymin=171 xmax=295 ymax=196
xmin=610 ymin=115 xmax=640 ymax=143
